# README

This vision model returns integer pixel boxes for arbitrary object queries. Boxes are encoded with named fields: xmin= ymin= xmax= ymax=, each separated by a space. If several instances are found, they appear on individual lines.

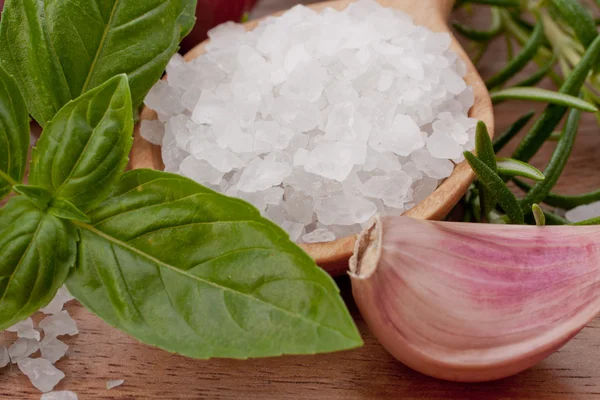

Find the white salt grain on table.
xmin=107 ymin=379 xmax=125 ymax=390
xmin=0 ymin=345 xmax=9 ymax=368
xmin=39 ymin=311 xmax=79 ymax=338
xmin=40 ymin=391 xmax=78 ymax=400
xmin=18 ymin=358 xmax=65 ymax=393
xmin=142 ymin=0 xmax=476 ymax=243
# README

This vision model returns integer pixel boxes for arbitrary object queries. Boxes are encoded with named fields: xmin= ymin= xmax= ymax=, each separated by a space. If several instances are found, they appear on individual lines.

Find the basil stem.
xmin=496 ymin=158 xmax=545 ymax=181
xmin=514 ymin=179 xmax=600 ymax=210
xmin=532 ymin=204 xmax=546 ymax=226
xmin=486 ymin=20 xmax=545 ymax=90
xmin=513 ymin=54 xmax=558 ymax=87
xmin=512 ymin=34 xmax=600 ymax=162
xmin=453 ymin=7 xmax=503 ymax=42
xmin=520 ymin=107 xmax=582 ymax=213
xmin=491 ymin=87 xmax=598 ymax=112
xmin=493 ymin=110 xmax=535 ymax=153
xmin=464 ymin=151 xmax=524 ymax=224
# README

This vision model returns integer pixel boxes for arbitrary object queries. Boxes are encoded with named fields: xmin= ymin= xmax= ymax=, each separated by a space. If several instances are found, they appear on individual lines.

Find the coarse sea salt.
xmin=142 ymin=0 xmax=476 ymax=243
xmin=107 ymin=379 xmax=125 ymax=390
xmin=1 ymin=286 xmax=79 ymax=395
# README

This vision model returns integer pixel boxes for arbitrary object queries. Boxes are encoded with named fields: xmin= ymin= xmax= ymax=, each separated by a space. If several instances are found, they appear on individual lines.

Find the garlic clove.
xmin=349 ymin=215 xmax=600 ymax=382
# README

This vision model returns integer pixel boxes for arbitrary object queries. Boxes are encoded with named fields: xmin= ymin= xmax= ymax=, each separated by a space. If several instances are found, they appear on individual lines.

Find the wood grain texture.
xmin=2 ymin=1 xmax=600 ymax=399
xmin=129 ymin=0 xmax=495 ymax=270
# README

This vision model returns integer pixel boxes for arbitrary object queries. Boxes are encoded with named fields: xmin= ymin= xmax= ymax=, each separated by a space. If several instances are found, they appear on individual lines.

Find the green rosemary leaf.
xmin=493 ymin=110 xmax=535 ymax=153
xmin=496 ymin=158 xmax=545 ymax=181
xmin=532 ymin=204 xmax=546 ymax=226
xmin=513 ymin=179 xmax=600 ymax=210
xmin=520 ymin=108 xmax=581 ymax=212
xmin=453 ymin=7 xmax=503 ymax=42
xmin=464 ymin=152 xmax=524 ymax=224
xmin=491 ymin=87 xmax=597 ymax=112
xmin=486 ymin=20 xmax=545 ymax=90
xmin=513 ymin=54 xmax=558 ymax=87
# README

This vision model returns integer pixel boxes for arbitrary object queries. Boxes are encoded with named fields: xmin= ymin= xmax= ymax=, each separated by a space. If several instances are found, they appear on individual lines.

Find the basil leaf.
xmin=0 ymin=65 xmax=30 ymax=199
xmin=0 ymin=0 xmax=196 ymax=125
xmin=0 ymin=197 xmax=77 ymax=330
xmin=49 ymin=198 xmax=91 ymax=223
xmin=67 ymin=169 xmax=363 ymax=358
xmin=12 ymin=185 xmax=53 ymax=210
xmin=29 ymin=74 xmax=133 ymax=212
xmin=176 ymin=0 xmax=197 ymax=40
xmin=43 ymin=0 xmax=197 ymax=108
xmin=0 ymin=0 xmax=71 ymax=127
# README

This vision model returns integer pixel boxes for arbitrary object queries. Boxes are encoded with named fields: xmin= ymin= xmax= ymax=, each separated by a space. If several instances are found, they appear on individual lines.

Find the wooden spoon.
xmin=130 ymin=0 xmax=494 ymax=277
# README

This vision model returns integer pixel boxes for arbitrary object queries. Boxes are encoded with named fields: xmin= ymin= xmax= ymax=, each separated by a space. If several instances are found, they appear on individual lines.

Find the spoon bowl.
xmin=130 ymin=0 xmax=494 ymax=276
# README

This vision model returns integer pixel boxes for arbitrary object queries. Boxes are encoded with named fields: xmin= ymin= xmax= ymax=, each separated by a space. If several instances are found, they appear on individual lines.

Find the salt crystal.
xmin=282 ymin=221 xmax=305 ymax=242
xmin=7 ymin=318 xmax=41 ymax=341
xmin=40 ymin=287 xmax=75 ymax=315
xmin=315 ymin=196 xmax=377 ymax=225
xmin=140 ymin=119 xmax=166 ymax=146
xmin=18 ymin=358 xmax=65 ymax=393
xmin=427 ymin=131 xmax=464 ymax=159
xmin=302 ymin=228 xmax=336 ymax=243
xmin=147 ymin=0 xmax=474 ymax=242
xmin=41 ymin=391 xmax=78 ymax=400
xmin=39 ymin=311 xmax=78 ymax=338
xmin=9 ymin=338 xmax=40 ymax=363
xmin=0 ymin=346 xmax=9 ymax=368
xmin=107 ymin=380 xmax=125 ymax=390
xmin=238 ymin=158 xmax=292 ymax=193
xmin=565 ymin=201 xmax=600 ymax=223
xmin=40 ymin=337 xmax=69 ymax=364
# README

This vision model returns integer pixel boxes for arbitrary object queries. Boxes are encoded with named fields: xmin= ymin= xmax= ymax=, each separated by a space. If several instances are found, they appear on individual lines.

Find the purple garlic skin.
xmin=349 ymin=216 xmax=600 ymax=382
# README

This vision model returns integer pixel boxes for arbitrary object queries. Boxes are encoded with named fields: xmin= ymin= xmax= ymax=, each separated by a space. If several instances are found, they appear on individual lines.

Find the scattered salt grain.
xmin=39 ymin=287 xmax=75 ymax=315
xmin=0 ymin=346 xmax=9 ymax=368
xmin=40 ymin=337 xmax=69 ymax=364
xmin=7 ymin=318 xmax=41 ymax=341
xmin=9 ymin=338 xmax=40 ymax=363
xmin=40 ymin=391 xmax=78 ymax=400
xmin=143 ymin=0 xmax=476 ymax=243
xmin=565 ymin=201 xmax=600 ymax=223
xmin=106 ymin=379 xmax=125 ymax=390
xmin=39 ymin=311 xmax=78 ymax=338
xmin=18 ymin=358 xmax=65 ymax=393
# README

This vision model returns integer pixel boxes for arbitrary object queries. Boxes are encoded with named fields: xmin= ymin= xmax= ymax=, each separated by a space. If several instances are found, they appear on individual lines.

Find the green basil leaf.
xmin=0 ymin=0 xmax=72 ymax=127
xmin=43 ymin=0 xmax=197 ymax=108
xmin=0 ymin=65 xmax=30 ymax=199
xmin=491 ymin=87 xmax=598 ymax=112
xmin=49 ymin=198 xmax=91 ymax=223
xmin=464 ymin=152 xmax=524 ymax=224
xmin=67 ymin=169 xmax=363 ymax=358
xmin=12 ymin=185 xmax=53 ymax=210
xmin=176 ymin=0 xmax=197 ymax=40
xmin=0 ymin=197 xmax=77 ymax=330
xmin=496 ymin=158 xmax=545 ymax=181
xmin=0 ymin=0 xmax=196 ymax=125
xmin=29 ymin=74 xmax=133 ymax=212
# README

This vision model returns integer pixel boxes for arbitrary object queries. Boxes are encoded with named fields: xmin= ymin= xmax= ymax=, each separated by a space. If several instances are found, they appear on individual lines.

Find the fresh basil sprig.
xmin=0 ymin=65 xmax=29 ymax=200
xmin=0 ymin=74 xmax=362 ymax=354
xmin=0 ymin=0 xmax=196 ymax=126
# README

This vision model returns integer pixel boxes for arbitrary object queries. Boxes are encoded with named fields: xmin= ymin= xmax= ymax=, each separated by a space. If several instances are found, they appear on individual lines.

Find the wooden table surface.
xmin=2 ymin=1 xmax=600 ymax=398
